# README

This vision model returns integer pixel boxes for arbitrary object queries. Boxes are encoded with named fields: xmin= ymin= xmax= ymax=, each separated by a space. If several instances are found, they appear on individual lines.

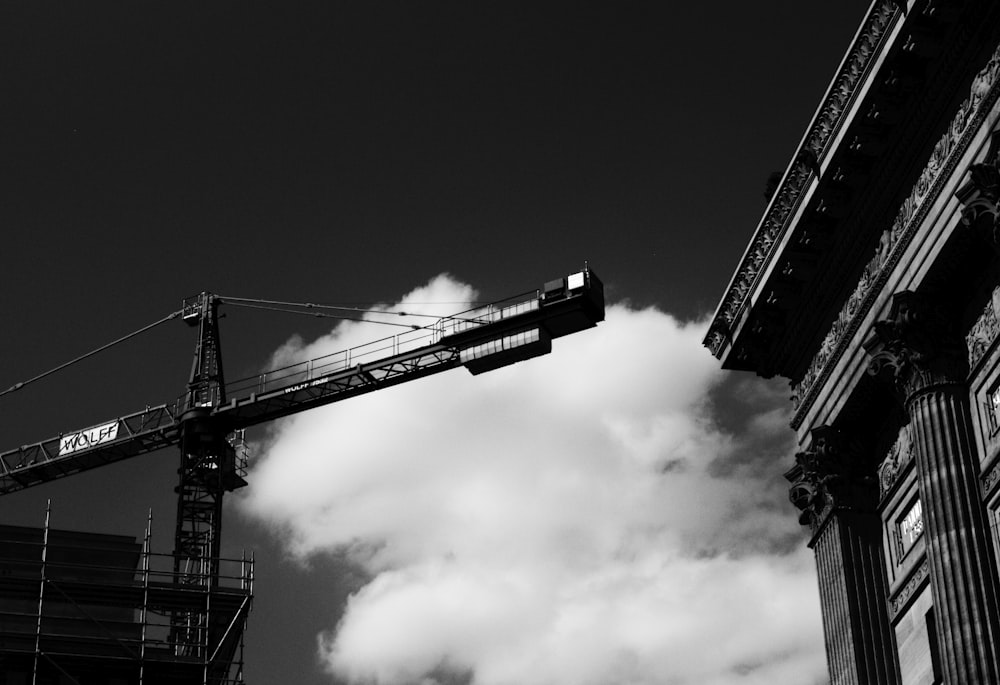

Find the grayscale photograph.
xmin=3 ymin=1 xmax=995 ymax=684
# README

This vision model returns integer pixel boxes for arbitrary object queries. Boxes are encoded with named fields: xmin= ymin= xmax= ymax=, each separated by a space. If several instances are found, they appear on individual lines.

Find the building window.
xmin=990 ymin=501 xmax=1000 ymax=570
xmin=986 ymin=384 xmax=1000 ymax=436
xmin=898 ymin=499 xmax=924 ymax=558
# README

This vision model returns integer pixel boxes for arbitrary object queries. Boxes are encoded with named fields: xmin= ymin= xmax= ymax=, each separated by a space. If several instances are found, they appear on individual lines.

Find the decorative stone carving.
xmin=967 ymin=285 xmax=1000 ymax=371
xmin=878 ymin=424 xmax=914 ymax=499
xmin=705 ymin=2 xmax=899 ymax=358
xmin=960 ymin=161 xmax=1000 ymax=234
xmin=788 ymin=41 xmax=1000 ymax=423
xmin=983 ymin=460 xmax=1000 ymax=498
xmin=889 ymin=558 xmax=930 ymax=620
xmin=864 ymin=291 xmax=967 ymax=401
xmin=788 ymin=426 xmax=873 ymax=534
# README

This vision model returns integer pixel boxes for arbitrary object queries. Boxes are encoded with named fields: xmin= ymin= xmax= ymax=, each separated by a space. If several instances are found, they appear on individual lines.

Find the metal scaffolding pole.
xmin=31 ymin=501 xmax=50 ymax=685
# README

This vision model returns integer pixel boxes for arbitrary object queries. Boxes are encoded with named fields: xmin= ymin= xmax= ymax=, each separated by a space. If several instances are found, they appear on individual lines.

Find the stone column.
xmin=787 ymin=426 xmax=900 ymax=685
xmin=865 ymin=290 xmax=1000 ymax=684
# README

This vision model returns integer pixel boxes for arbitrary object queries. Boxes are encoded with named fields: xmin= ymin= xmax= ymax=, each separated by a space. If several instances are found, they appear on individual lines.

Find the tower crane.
xmin=0 ymin=266 xmax=604 ymax=681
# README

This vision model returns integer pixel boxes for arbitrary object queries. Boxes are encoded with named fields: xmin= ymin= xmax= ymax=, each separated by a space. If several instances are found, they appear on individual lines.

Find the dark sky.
xmin=1 ymin=2 xmax=871 ymax=683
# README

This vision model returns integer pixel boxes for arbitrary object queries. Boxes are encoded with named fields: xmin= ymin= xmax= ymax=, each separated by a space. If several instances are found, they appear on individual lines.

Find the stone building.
xmin=705 ymin=2 xmax=1000 ymax=683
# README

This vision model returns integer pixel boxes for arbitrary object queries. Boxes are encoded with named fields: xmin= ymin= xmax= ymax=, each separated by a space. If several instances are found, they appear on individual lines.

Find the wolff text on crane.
xmin=59 ymin=420 xmax=120 ymax=456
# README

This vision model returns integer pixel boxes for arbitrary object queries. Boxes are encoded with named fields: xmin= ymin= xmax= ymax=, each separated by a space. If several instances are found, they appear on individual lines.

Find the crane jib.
xmin=0 ymin=404 xmax=181 ymax=491
xmin=58 ymin=420 xmax=120 ymax=456
xmin=0 ymin=267 xmax=605 ymax=495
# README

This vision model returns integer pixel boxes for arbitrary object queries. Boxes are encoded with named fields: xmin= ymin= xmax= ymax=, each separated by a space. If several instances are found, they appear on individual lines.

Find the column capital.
xmin=788 ymin=426 xmax=875 ymax=533
xmin=959 ymin=158 xmax=1000 ymax=251
xmin=864 ymin=291 xmax=967 ymax=402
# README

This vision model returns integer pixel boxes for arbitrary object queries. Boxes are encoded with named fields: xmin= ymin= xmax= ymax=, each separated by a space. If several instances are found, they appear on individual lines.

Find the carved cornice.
xmin=788 ymin=426 xmax=874 ymax=535
xmin=704 ymin=2 xmax=899 ymax=358
xmin=879 ymin=424 xmax=914 ymax=500
xmin=888 ymin=557 xmax=930 ymax=620
xmin=865 ymin=291 xmax=967 ymax=402
xmin=790 ymin=43 xmax=1000 ymax=426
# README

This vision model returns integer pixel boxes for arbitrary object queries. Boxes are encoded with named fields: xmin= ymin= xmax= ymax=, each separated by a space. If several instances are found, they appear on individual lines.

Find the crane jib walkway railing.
xmin=217 ymin=290 xmax=542 ymax=402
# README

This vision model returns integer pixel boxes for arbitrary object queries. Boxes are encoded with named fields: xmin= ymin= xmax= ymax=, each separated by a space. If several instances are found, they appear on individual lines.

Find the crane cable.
xmin=222 ymin=300 xmax=426 ymax=330
xmin=1 ymin=294 xmax=494 ymax=399
xmin=218 ymin=295 xmax=488 ymax=328
xmin=0 ymin=309 xmax=183 ymax=399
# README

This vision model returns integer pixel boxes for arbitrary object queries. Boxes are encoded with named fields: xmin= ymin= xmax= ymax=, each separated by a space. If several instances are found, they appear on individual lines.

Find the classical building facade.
xmin=706 ymin=2 xmax=1000 ymax=683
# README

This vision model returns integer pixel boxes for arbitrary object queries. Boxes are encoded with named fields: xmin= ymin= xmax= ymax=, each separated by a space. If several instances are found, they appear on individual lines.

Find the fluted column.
xmin=866 ymin=291 xmax=1000 ymax=685
xmin=788 ymin=426 xmax=900 ymax=685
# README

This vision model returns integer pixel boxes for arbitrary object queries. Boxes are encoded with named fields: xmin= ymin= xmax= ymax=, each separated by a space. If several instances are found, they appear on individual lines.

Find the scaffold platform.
xmin=0 ymin=519 xmax=252 ymax=685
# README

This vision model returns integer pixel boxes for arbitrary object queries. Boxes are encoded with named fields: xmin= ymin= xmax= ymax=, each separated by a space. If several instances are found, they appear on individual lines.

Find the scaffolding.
xmin=0 ymin=510 xmax=253 ymax=685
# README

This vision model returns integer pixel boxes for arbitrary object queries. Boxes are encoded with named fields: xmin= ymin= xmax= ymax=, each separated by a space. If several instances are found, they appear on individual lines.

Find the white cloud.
xmin=237 ymin=275 xmax=825 ymax=685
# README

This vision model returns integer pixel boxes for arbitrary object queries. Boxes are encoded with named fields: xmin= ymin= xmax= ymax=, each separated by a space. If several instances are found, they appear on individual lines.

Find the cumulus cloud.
xmin=237 ymin=274 xmax=825 ymax=685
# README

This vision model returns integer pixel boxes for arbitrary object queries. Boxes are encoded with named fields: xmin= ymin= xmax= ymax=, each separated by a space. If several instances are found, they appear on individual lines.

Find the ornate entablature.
xmin=788 ymin=42 xmax=1000 ymax=427
xmin=710 ymin=6 xmax=1000 ymax=684
xmin=703 ymin=1 xmax=899 ymax=358
xmin=879 ymin=424 xmax=914 ymax=500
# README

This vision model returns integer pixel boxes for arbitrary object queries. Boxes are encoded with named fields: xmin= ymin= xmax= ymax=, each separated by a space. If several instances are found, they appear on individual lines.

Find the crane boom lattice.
xmin=0 ymin=266 xmax=605 ymax=685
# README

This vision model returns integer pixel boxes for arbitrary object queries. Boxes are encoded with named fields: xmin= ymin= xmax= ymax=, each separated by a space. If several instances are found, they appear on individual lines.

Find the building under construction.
xmin=0 ymin=268 xmax=605 ymax=684
xmin=0 ymin=518 xmax=253 ymax=685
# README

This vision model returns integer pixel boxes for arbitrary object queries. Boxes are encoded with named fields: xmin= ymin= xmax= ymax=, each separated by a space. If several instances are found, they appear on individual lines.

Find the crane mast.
xmin=175 ymin=293 xmax=240 ymax=594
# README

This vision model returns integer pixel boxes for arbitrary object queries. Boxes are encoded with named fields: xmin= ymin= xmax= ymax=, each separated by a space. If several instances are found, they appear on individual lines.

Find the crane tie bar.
xmin=218 ymin=295 xmax=489 ymax=327
xmin=221 ymin=300 xmax=423 ymax=330
xmin=0 ymin=309 xmax=183 ymax=399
